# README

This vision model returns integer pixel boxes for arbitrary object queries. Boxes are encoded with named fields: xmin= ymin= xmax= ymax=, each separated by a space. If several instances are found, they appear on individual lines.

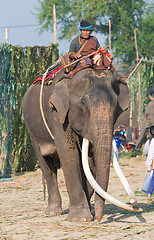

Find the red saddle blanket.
xmin=33 ymin=66 xmax=62 ymax=84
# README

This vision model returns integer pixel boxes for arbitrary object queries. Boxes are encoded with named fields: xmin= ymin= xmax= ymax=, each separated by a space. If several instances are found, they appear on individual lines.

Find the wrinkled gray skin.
xmin=136 ymin=100 xmax=154 ymax=148
xmin=22 ymin=68 xmax=129 ymax=222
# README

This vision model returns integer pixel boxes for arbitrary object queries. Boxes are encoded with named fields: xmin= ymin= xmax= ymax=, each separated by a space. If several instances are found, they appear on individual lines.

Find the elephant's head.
xmin=50 ymin=70 xmax=129 ymax=134
xmin=136 ymin=100 xmax=154 ymax=148
xmin=49 ymin=69 xmax=138 ymax=220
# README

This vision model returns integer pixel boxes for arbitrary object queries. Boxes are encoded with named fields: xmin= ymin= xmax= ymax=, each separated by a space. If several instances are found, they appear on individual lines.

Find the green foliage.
xmin=128 ymin=59 xmax=154 ymax=124
xmin=0 ymin=43 xmax=59 ymax=174
xmin=138 ymin=5 xmax=154 ymax=60
xmin=35 ymin=0 xmax=154 ymax=64
xmin=108 ymin=0 xmax=145 ymax=63
xmin=119 ymin=149 xmax=142 ymax=158
xmin=0 ymin=43 xmax=13 ymax=178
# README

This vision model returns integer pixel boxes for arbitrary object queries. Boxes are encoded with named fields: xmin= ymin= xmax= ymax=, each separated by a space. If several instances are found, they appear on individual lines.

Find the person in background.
xmin=143 ymin=125 xmax=154 ymax=204
xmin=148 ymin=87 xmax=154 ymax=101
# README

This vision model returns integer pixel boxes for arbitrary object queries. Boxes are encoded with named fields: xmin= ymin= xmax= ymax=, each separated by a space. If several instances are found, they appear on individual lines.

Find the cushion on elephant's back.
xmin=61 ymin=53 xmax=73 ymax=73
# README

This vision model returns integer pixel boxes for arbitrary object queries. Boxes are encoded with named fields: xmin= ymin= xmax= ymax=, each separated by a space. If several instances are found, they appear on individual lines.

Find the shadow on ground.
xmin=62 ymin=202 xmax=154 ymax=223
xmin=90 ymin=203 xmax=154 ymax=223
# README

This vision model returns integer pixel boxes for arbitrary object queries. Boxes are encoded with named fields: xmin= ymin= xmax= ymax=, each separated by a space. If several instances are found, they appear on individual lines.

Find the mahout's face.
xmin=81 ymin=30 xmax=91 ymax=39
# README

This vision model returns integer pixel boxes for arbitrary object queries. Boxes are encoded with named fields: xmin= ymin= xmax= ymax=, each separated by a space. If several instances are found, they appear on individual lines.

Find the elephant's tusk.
xmin=82 ymin=138 xmax=143 ymax=213
xmin=112 ymin=140 xmax=137 ymax=204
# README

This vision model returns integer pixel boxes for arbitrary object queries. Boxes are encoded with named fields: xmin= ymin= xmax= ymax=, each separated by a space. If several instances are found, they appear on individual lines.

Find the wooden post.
xmin=129 ymin=82 xmax=133 ymax=127
xmin=126 ymin=57 xmax=143 ymax=81
xmin=126 ymin=57 xmax=143 ymax=127
xmin=5 ymin=28 xmax=8 ymax=42
xmin=134 ymin=29 xmax=142 ymax=127
xmin=109 ymin=20 xmax=112 ymax=54
xmin=53 ymin=5 xmax=56 ymax=44
xmin=134 ymin=29 xmax=141 ymax=102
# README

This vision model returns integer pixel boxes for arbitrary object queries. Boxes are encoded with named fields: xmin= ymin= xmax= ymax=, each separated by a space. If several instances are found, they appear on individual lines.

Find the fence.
xmin=0 ymin=42 xmax=59 ymax=177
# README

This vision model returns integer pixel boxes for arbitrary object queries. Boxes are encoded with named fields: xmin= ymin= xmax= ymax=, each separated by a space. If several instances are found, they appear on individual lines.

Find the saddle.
xmin=61 ymin=53 xmax=73 ymax=73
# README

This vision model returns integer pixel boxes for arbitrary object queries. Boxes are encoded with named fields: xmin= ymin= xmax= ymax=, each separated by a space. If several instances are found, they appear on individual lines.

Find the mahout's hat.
xmin=80 ymin=20 xmax=92 ymax=30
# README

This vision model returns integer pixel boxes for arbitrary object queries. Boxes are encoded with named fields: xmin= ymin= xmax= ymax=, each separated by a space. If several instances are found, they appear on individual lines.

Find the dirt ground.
xmin=0 ymin=155 xmax=154 ymax=240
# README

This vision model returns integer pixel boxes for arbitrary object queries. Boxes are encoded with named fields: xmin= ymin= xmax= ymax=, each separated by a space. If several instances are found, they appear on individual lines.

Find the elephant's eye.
xmin=81 ymin=99 xmax=87 ymax=112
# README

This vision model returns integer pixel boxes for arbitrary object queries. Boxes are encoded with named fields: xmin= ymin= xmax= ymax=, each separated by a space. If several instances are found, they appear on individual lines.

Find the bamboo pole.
xmin=5 ymin=28 xmax=8 ymax=42
xmin=134 ymin=29 xmax=142 ymax=127
xmin=127 ymin=55 xmax=143 ymax=127
xmin=126 ymin=57 xmax=143 ymax=81
xmin=109 ymin=20 xmax=112 ymax=54
xmin=63 ymin=45 xmax=109 ymax=69
xmin=134 ymin=29 xmax=141 ymax=104
xmin=129 ymin=82 xmax=133 ymax=126
xmin=53 ymin=5 xmax=56 ymax=44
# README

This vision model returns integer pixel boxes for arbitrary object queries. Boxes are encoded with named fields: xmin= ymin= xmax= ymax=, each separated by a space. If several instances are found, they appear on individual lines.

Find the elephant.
xmin=22 ymin=68 xmax=140 ymax=222
xmin=136 ymin=100 xmax=154 ymax=148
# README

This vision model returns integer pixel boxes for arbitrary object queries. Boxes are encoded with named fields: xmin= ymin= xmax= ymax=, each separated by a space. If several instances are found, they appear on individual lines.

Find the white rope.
xmin=39 ymin=58 xmax=63 ymax=140
xmin=39 ymin=67 xmax=55 ymax=140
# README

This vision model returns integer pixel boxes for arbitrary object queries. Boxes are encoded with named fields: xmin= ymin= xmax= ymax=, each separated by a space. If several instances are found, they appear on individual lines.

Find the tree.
xmin=35 ymin=0 xmax=153 ymax=64
xmin=137 ymin=5 xmax=154 ymax=60
xmin=107 ymin=0 xmax=145 ymax=63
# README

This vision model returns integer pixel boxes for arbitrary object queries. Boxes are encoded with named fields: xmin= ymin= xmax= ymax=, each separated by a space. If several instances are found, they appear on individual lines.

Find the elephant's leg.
xmin=80 ymin=156 xmax=95 ymax=208
xmin=58 ymin=147 xmax=93 ymax=221
xmin=94 ymin=165 xmax=110 ymax=221
xmin=31 ymin=139 xmax=62 ymax=216
xmin=81 ymin=171 xmax=94 ymax=210
xmin=52 ymin=113 xmax=93 ymax=221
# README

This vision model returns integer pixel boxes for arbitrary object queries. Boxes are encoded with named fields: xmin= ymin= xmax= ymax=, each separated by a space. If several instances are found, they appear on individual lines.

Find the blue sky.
xmin=0 ymin=0 xmax=105 ymax=55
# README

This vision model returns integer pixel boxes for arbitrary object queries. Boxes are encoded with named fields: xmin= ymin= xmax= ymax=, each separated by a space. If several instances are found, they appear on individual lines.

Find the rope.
xmin=40 ymin=67 xmax=55 ymax=140
xmin=39 ymin=58 xmax=63 ymax=200
xmin=39 ymin=57 xmax=63 ymax=140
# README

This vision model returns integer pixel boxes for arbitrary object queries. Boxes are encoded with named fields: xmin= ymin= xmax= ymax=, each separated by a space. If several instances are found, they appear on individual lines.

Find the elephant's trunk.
xmin=94 ymin=126 xmax=112 ymax=221
xmin=82 ymin=103 xmax=142 ymax=221
xmin=89 ymin=104 xmax=113 ymax=221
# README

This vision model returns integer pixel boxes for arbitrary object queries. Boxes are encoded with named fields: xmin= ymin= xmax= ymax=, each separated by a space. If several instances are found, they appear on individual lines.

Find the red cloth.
xmin=105 ymin=53 xmax=113 ymax=63
xmin=33 ymin=66 xmax=62 ymax=84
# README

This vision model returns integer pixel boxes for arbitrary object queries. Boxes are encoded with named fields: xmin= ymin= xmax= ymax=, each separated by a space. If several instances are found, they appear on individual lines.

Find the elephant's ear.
xmin=50 ymin=81 xmax=69 ymax=124
xmin=117 ymin=79 xmax=129 ymax=112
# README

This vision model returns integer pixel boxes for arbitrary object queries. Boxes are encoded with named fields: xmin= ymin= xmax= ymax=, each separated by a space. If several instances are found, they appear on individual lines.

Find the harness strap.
xmin=78 ymin=39 xmax=88 ymax=54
